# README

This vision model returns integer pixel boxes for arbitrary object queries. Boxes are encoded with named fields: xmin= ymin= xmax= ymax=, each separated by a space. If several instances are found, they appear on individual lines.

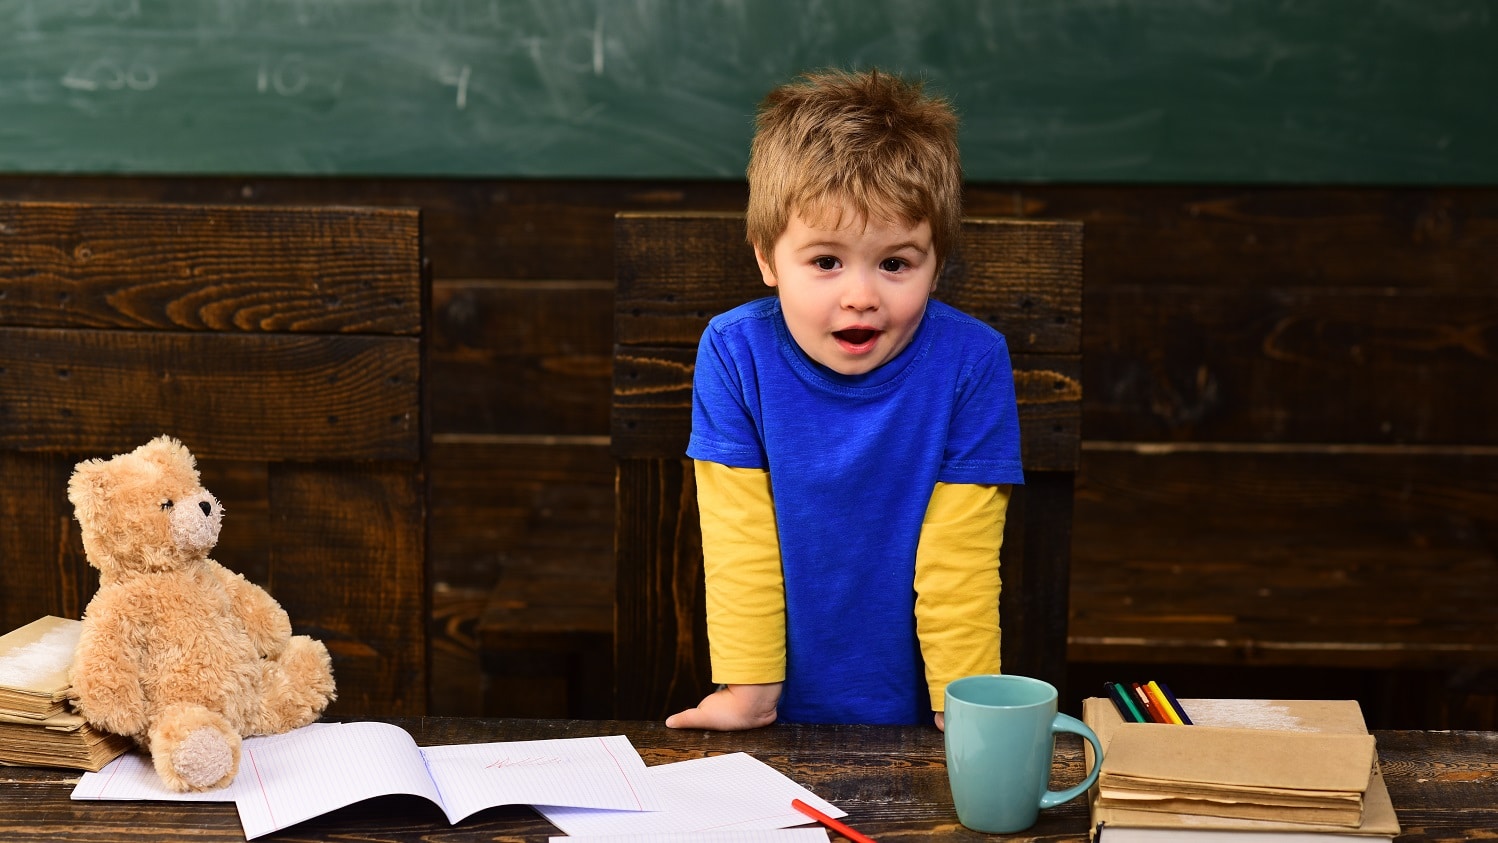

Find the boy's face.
xmin=756 ymin=208 xmax=937 ymax=376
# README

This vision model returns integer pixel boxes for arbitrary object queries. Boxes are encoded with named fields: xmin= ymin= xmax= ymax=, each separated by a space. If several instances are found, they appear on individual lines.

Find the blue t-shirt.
xmin=687 ymin=296 xmax=1024 ymax=725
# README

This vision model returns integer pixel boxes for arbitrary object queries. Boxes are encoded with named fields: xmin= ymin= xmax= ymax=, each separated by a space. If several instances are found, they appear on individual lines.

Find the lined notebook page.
xmin=549 ymin=831 xmax=832 ymax=843
xmin=538 ymin=752 xmax=844 ymax=837
xmin=422 ymin=734 xmax=658 ymax=821
xmin=234 ymin=721 xmax=444 ymax=839
xmin=71 ymin=724 xmax=337 ymax=802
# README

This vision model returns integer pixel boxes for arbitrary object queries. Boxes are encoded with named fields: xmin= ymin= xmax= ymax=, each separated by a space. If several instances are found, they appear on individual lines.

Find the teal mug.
xmin=944 ymin=674 xmax=1104 ymax=834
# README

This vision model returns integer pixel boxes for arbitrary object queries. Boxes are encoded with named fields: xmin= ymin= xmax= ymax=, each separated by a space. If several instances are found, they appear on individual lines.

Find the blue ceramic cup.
xmin=944 ymin=674 xmax=1104 ymax=834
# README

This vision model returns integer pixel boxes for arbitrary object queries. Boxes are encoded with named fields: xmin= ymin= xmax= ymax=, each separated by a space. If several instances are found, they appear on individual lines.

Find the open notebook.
xmin=74 ymin=721 xmax=846 ymax=840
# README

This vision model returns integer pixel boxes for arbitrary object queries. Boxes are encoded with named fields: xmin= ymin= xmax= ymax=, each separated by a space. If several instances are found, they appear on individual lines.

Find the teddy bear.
xmin=67 ymin=435 xmax=336 ymax=792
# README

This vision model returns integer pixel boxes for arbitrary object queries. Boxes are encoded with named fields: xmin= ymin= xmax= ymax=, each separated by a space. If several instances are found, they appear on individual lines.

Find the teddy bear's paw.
xmin=171 ymin=726 xmax=237 ymax=791
xmin=255 ymin=637 xmax=337 ymax=733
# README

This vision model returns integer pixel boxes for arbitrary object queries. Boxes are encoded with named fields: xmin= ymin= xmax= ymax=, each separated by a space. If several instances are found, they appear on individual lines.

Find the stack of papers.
xmin=1083 ymin=698 xmax=1401 ymax=841
xmin=73 ymin=721 xmax=845 ymax=841
xmin=0 ymin=616 xmax=132 ymax=772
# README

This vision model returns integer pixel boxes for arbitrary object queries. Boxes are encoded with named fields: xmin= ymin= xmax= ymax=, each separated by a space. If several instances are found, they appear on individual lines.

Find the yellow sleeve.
xmin=914 ymin=482 xmax=1011 ymax=711
xmin=694 ymin=460 xmax=786 ymax=684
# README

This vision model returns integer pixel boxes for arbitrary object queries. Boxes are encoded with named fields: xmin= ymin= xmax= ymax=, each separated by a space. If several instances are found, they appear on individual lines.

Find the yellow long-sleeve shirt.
xmin=696 ymin=459 xmax=1009 ymax=711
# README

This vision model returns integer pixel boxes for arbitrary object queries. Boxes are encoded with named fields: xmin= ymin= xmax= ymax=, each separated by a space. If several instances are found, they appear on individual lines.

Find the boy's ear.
xmin=754 ymin=244 xmax=779 ymax=289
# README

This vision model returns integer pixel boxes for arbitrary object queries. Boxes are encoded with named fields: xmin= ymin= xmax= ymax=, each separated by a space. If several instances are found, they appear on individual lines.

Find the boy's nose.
xmin=840 ymin=271 xmax=879 ymax=311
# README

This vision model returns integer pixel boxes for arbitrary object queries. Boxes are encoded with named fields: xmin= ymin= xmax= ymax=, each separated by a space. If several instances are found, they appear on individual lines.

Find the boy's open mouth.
xmin=834 ymin=328 xmax=878 ymax=345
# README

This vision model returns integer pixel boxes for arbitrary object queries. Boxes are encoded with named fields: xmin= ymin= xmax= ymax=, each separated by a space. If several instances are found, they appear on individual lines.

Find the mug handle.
xmin=1038 ymin=712 xmax=1105 ymax=809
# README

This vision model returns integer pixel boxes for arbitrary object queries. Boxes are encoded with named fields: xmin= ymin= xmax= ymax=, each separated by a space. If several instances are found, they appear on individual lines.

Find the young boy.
xmin=665 ymin=69 xmax=1023 ymax=731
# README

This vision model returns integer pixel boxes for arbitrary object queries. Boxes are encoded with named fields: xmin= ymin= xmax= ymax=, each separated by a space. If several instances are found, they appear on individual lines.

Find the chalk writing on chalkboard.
xmin=1 ymin=0 xmax=1494 ymax=183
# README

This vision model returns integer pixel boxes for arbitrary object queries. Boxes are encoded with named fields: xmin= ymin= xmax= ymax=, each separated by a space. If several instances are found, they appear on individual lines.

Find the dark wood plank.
xmin=1 ymin=328 xmax=420 ymax=461
xmin=0 ymin=452 xmax=92 ymax=632
xmin=1083 ymin=286 xmax=1498 ymax=445
xmin=428 ymin=436 xmax=613 ymax=590
xmin=0 ymin=175 xmax=750 ymax=281
xmin=613 ymin=457 xmax=712 ymax=720
xmin=967 ymin=184 xmax=1498 ymax=291
xmin=1069 ymin=447 xmax=1498 ymax=669
xmin=269 ymin=462 xmax=427 ymax=717
xmin=1 ymin=721 xmax=1496 ymax=841
xmin=429 ymin=280 xmax=613 ymax=436
xmin=0 ymin=201 xmax=421 ymax=334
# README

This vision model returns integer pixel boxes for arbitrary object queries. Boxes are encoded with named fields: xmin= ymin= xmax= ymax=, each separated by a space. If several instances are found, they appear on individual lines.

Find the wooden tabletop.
xmin=1 ymin=718 xmax=1494 ymax=841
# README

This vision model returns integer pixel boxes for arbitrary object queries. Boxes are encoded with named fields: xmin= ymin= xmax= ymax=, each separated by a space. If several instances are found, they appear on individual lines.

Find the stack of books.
xmin=1083 ymin=695 xmax=1401 ymax=842
xmin=0 ymin=616 xmax=132 ymax=772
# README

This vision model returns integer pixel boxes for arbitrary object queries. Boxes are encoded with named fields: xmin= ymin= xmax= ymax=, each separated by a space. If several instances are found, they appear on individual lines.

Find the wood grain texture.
xmin=1070 ymin=448 xmax=1498 ymax=669
xmin=0 ymin=720 xmax=1494 ymax=841
xmin=0 ymin=200 xmax=429 ymax=720
xmin=4 ymin=176 xmax=1495 ymax=726
xmin=613 ymin=457 xmax=713 ymax=720
xmin=269 ymin=463 xmax=428 ymax=717
xmin=1 ymin=327 xmax=419 ymax=461
xmin=0 ymin=201 xmax=421 ymax=334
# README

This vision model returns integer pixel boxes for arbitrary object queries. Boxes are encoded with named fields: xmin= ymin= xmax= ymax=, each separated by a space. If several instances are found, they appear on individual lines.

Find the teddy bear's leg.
xmin=147 ymin=703 xmax=241 ymax=792
xmin=253 ymin=634 xmax=337 ymax=735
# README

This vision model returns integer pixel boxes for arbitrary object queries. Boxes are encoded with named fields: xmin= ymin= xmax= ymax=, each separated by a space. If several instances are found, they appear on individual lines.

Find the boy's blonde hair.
xmin=746 ymin=68 xmax=962 ymax=271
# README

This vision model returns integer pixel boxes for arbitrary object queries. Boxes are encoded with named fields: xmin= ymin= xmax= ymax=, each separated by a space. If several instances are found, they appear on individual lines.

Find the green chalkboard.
xmin=2 ymin=0 xmax=1495 ymax=183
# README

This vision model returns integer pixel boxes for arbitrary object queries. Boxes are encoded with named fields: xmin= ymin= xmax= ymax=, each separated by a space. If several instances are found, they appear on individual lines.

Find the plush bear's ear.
xmin=136 ymin=435 xmax=198 ymax=478
xmin=67 ymin=456 xmax=114 ymax=525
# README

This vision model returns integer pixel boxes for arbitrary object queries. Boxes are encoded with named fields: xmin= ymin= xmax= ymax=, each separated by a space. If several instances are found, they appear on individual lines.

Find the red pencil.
xmin=792 ymin=798 xmax=878 ymax=843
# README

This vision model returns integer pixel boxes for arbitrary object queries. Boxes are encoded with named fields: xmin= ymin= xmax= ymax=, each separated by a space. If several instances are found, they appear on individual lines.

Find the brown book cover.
xmin=1083 ymin=697 xmax=1400 ymax=841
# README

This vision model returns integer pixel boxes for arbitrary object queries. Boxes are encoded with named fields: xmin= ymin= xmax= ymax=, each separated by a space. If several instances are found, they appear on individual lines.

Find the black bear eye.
xmin=160 ymin=500 xmax=174 ymax=510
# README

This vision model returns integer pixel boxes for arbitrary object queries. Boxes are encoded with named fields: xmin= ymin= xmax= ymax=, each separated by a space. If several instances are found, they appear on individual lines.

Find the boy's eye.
xmin=813 ymin=256 xmax=839 ymax=271
xmin=160 ymin=500 xmax=174 ymax=510
xmin=880 ymin=258 xmax=907 ymax=272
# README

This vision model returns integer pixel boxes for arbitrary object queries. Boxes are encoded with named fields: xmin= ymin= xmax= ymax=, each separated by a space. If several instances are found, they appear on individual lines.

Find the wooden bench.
xmin=611 ymin=211 xmax=1084 ymax=720
xmin=0 ymin=200 xmax=428 ymax=716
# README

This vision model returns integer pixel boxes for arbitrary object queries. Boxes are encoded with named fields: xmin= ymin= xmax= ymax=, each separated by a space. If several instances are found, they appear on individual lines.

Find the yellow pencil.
xmin=1145 ymin=681 xmax=1184 ymax=725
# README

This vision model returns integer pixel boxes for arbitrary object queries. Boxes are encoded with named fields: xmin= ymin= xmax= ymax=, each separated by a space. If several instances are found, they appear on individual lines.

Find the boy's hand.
xmin=666 ymin=683 xmax=782 ymax=730
xmin=935 ymin=711 xmax=945 ymax=731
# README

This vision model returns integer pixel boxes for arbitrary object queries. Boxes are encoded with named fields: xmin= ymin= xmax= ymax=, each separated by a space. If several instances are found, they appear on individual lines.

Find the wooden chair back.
xmin=612 ymin=211 xmax=1082 ymax=719
xmin=0 ymin=200 xmax=428 ymax=716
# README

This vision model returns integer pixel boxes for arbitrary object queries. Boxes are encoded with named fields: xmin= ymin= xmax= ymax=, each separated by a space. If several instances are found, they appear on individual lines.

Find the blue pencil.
xmin=1156 ymin=680 xmax=1194 ymax=725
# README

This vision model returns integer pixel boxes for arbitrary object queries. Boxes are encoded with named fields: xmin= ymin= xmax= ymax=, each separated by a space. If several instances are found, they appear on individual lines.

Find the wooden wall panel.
xmin=428 ymin=436 xmax=613 ymax=590
xmin=3 ymin=176 xmax=1494 ymax=726
xmin=1070 ymin=447 xmax=1498 ymax=670
xmin=430 ymin=280 xmax=613 ymax=436
xmin=1082 ymin=287 xmax=1497 ymax=444
xmin=269 ymin=462 xmax=428 ymax=717
xmin=2 ymin=328 xmax=419 ymax=460
xmin=0 ymin=452 xmax=92 ymax=631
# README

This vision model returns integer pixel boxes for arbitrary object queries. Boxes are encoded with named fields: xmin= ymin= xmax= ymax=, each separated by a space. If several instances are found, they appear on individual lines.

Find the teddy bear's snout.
xmin=170 ymin=492 xmax=223 ymax=555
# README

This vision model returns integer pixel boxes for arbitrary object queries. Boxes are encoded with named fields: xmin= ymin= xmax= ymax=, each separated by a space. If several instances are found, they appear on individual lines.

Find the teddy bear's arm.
xmin=208 ymin=560 xmax=293 ymax=658
xmin=70 ymin=597 xmax=150 ymax=738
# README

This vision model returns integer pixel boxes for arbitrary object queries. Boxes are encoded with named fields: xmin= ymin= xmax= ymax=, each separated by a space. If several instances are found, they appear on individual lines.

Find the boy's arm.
xmin=914 ymin=482 xmax=1011 ymax=723
xmin=666 ymin=459 xmax=785 ymax=730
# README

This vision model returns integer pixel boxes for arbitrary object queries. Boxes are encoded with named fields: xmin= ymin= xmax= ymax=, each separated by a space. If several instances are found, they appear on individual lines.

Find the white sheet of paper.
xmin=549 ymin=831 xmax=832 ymax=843
xmin=419 ymin=733 xmax=660 ymax=819
xmin=77 ymin=721 xmax=665 ymax=841
xmin=71 ymin=724 xmax=337 ymax=802
xmin=232 ymin=722 xmax=662 ymax=839
xmin=537 ymin=752 xmax=845 ymax=837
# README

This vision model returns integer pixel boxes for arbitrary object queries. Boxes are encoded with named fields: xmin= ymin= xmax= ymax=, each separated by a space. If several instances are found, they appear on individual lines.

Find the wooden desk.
xmin=1 ymin=719 xmax=1493 ymax=841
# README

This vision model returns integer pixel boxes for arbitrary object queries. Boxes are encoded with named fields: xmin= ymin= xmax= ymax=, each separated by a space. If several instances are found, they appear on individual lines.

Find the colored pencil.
xmin=1105 ymin=681 xmax=1147 ymax=723
xmin=1156 ymin=680 xmax=1194 ymax=725
xmin=793 ymin=798 xmax=878 ymax=843
xmin=1145 ymin=681 xmax=1184 ymax=725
